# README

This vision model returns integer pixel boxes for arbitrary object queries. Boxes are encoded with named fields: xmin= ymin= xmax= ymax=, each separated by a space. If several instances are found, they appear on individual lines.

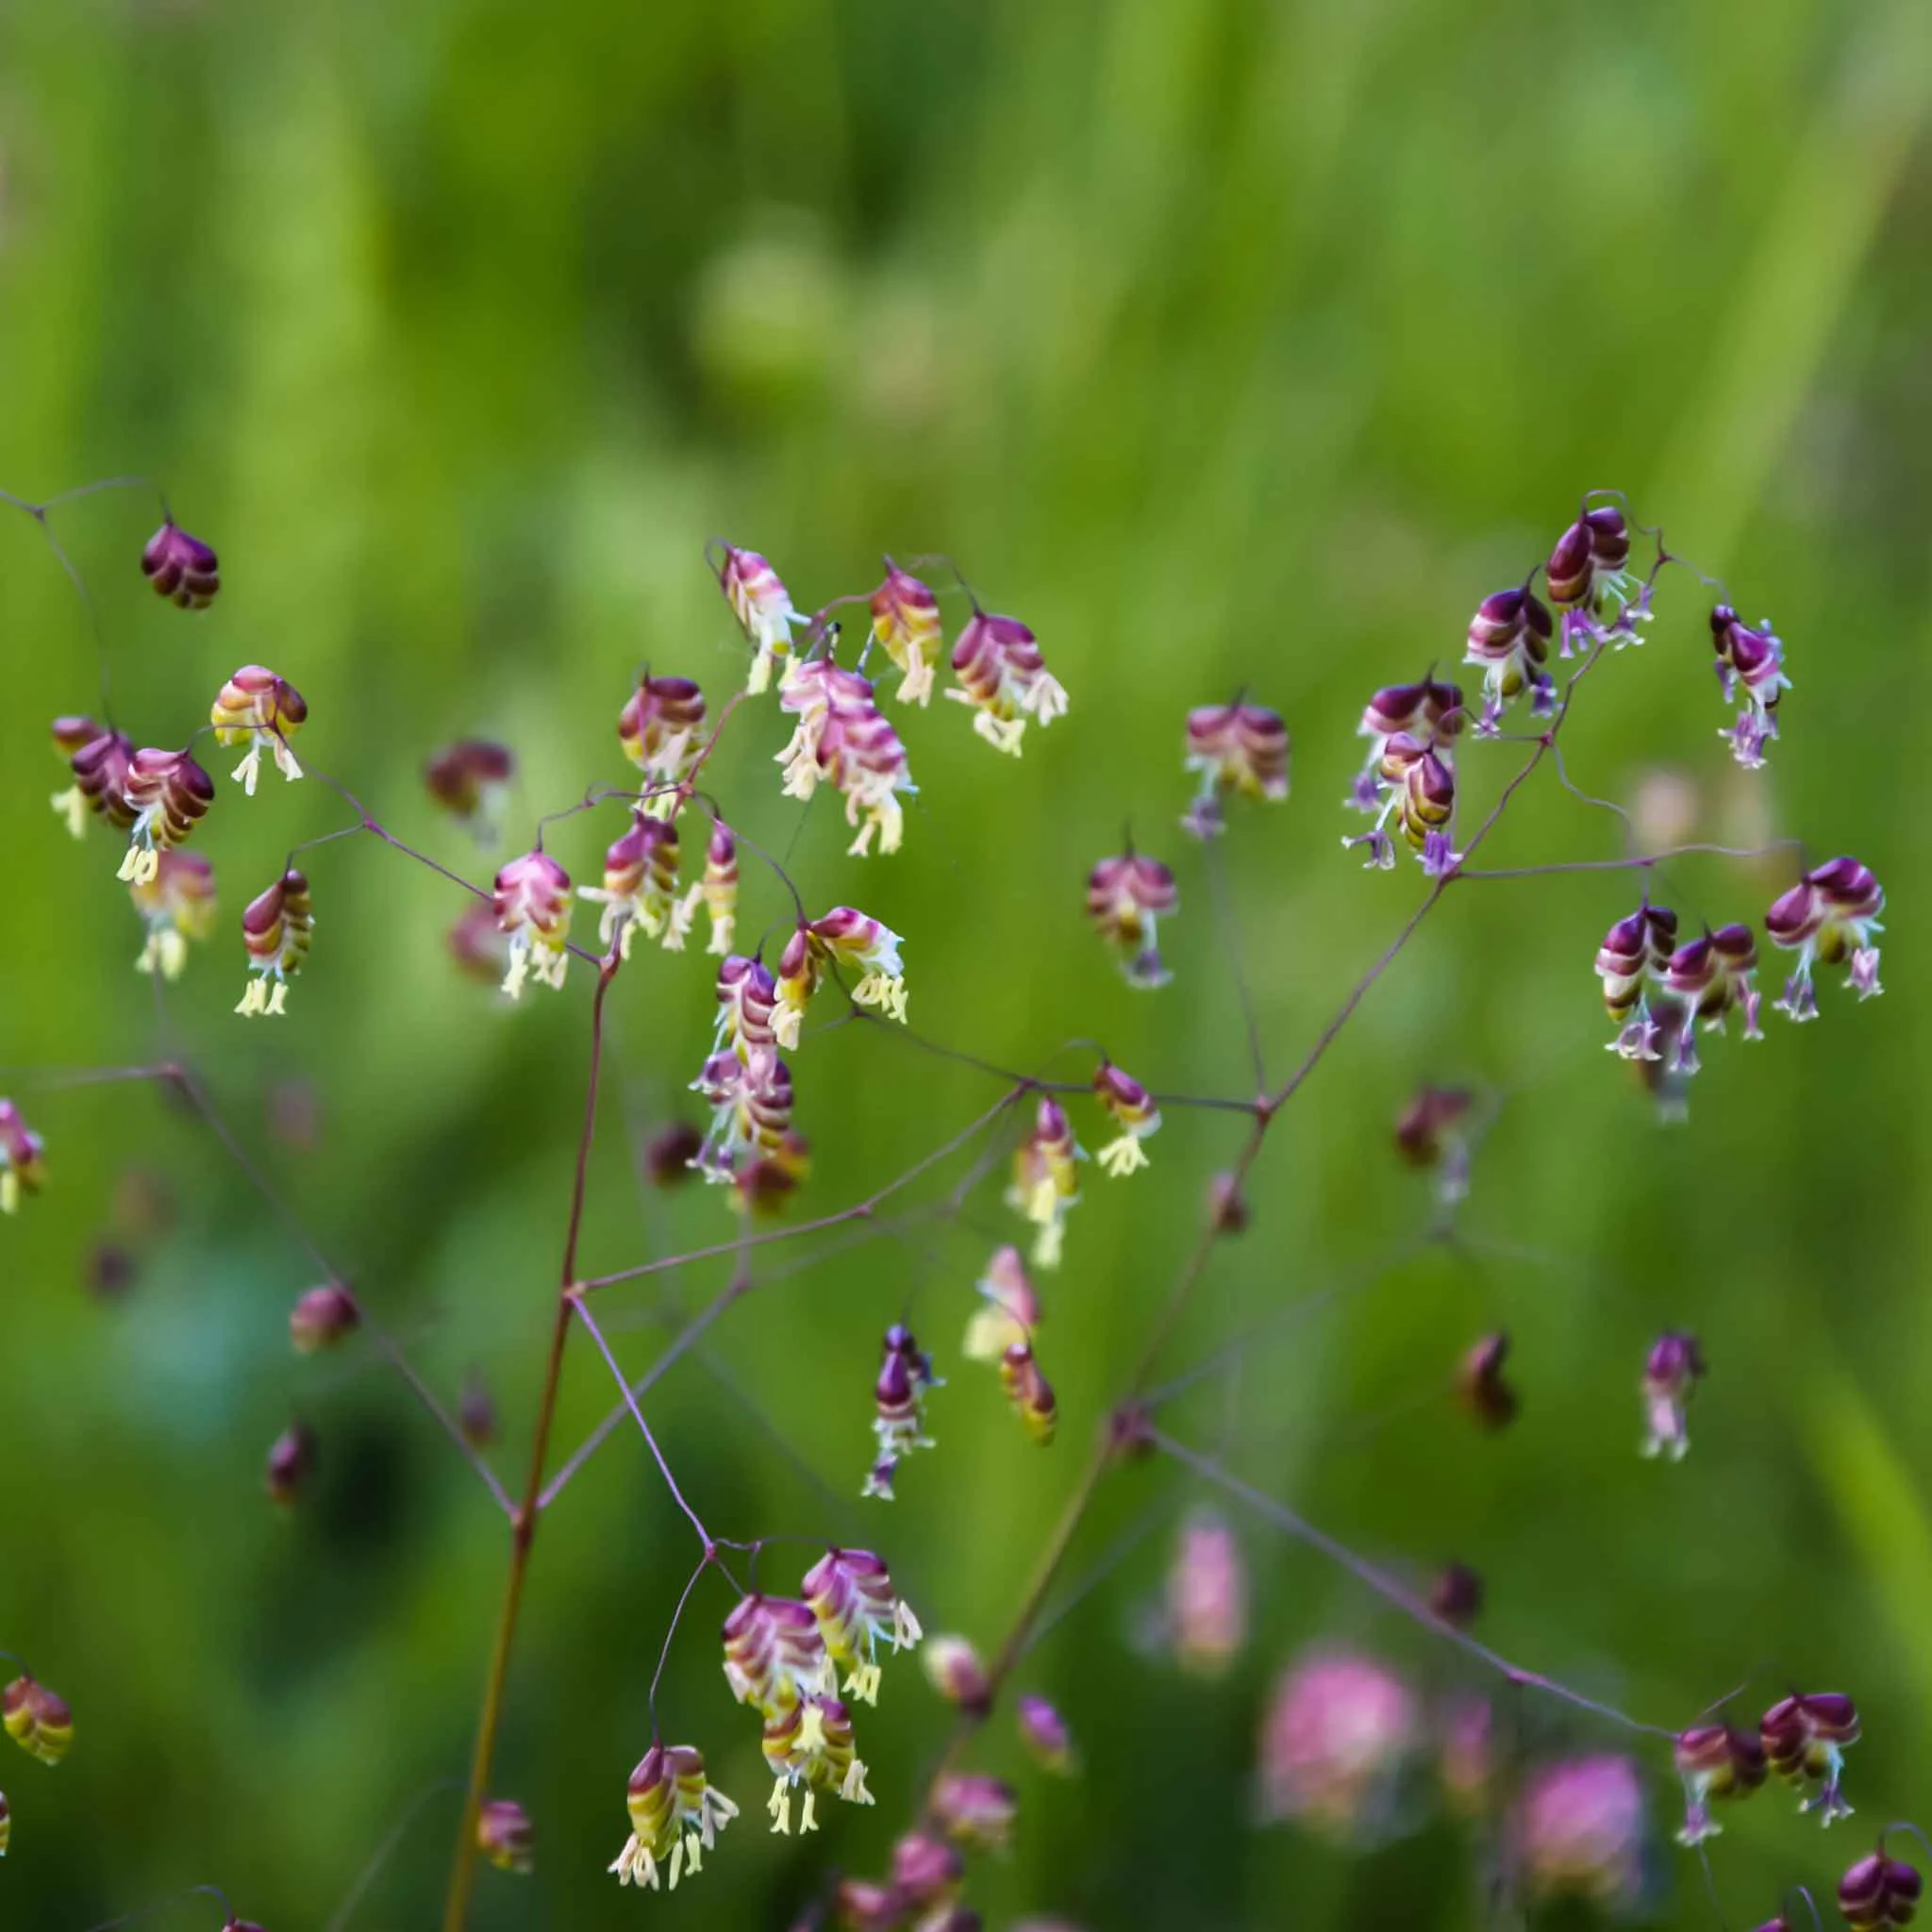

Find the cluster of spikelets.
xmin=14 ymin=490 xmax=1905 ymax=1929
xmin=34 ymin=519 xmax=1297 ymax=1240
xmin=601 ymin=1549 xmax=922 ymax=1894
xmin=1593 ymin=856 xmax=1884 ymax=1108
xmin=1343 ymin=500 xmax=1790 ymax=878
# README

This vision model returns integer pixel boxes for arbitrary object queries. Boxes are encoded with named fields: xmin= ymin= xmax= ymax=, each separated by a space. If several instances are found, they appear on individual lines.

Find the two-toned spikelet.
xmin=141 ymin=521 xmax=220 ymax=609
xmin=130 ymin=850 xmax=218 ymax=981
xmin=716 ymin=545 xmax=801 ymax=694
xmin=2 ymin=1677 xmax=72 ymax=1766
xmin=871 ymin=561 xmax=944 ymax=707
xmin=49 ymin=717 xmax=135 ymax=840
xmin=1086 ymin=851 xmax=1178 ymax=987
xmin=619 ymin=674 xmax=708 ymax=796
xmin=946 ymin=609 xmax=1067 ymax=755
xmin=609 ymin=1742 xmax=737 ymax=1889
xmin=1007 ymin=1098 xmax=1085 ymax=1268
xmin=425 ymin=740 xmax=516 ymax=842
xmin=237 ymin=870 xmax=314 ymax=1017
xmin=210 ymin=665 xmax=308 ymax=793
xmin=862 ymin=1324 xmax=941 ymax=1498
xmin=802 ymin=1548 xmax=923 ymax=1705
xmin=579 ymin=810 xmax=686 ymax=957
xmin=492 ymin=851 xmax=573 ymax=996
xmin=1182 ymin=697 xmax=1290 ymax=838
xmin=117 ymin=748 xmax=215 ymax=886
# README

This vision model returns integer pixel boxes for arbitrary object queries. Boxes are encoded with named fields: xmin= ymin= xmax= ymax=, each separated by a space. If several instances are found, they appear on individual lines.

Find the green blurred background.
xmin=2 ymin=1 xmax=1928 ymax=1925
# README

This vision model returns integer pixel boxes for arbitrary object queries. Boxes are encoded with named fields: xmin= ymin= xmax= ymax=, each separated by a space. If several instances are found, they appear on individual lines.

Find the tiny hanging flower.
xmin=1545 ymin=507 xmax=1636 ymax=617
xmin=459 ymin=1371 xmax=499 ymax=1449
xmin=717 ymin=545 xmax=800 ymax=694
xmin=0 ymin=1101 xmax=47 ymax=1216
xmin=425 ymin=740 xmax=516 ymax=843
xmin=265 ymin=1421 xmax=317 ymax=1505
xmin=713 ymin=953 xmax=779 ymax=1061
xmin=610 ymin=1742 xmax=737 ymax=1889
xmin=1394 ymin=1085 xmax=1474 ymax=1204
xmin=779 ymin=656 xmax=922 ymax=855
xmin=802 ymin=1548 xmax=924 ymax=1705
xmin=578 ymin=809 xmax=685 ymax=957
xmin=1640 ymin=1331 xmax=1705 ymax=1461
xmin=117 ymin=747 xmax=215 ymax=886
xmin=691 ymin=1047 xmax=793 ymax=1183
xmin=0 ymin=1788 xmax=9 ymax=1856
xmin=761 ymin=1694 xmax=873 ymax=1834
xmin=1008 ymin=1097 xmax=1085 ymax=1269
xmin=2 ymin=1676 xmax=73 ymax=1765
xmin=1761 ymin=1691 xmax=1860 ymax=1824
xmin=999 ymin=1341 xmax=1058 ymax=1444
xmin=1673 ymin=1723 xmax=1767 ymax=1846
xmin=210 ymin=666 xmax=308 ymax=793
xmin=1352 ymin=678 xmax=1465 ymax=808
xmin=1381 ymin=732 xmax=1457 ymax=858
xmin=810 ymin=907 xmax=908 ymax=1024
xmin=1710 ymin=605 xmax=1791 ymax=770
xmin=130 ymin=850 xmax=217 ymax=980
xmin=1093 ymin=1060 xmax=1161 ymax=1176
xmin=962 ymin=1244 xmax=1041 ymax=1362
xmin=947 ymin=609 xmax=1068 ymax=755
xmin=1087 ymin=850 xmax=1178 ymax=988
xmin=821 ymin=679 xmax=918 ymax=858
xmin=447 ymin=901 xmax=511 ymax=984
xmin=775 ymin=657 xmax=874 ymax=802
xmin=1595 ymin=902 xmax=1680 ymax=1060
xmin=1182 ymin=697 xmax=1291 ymax=839
xmin=142 ymin=520 xmax=220 ymax=608
xmin=1017 ymin=1694 xmax=1074 ymax=1774
xmin=1840 ymin=1842 xmax=1922 ymax=1929
xmin=722 ymin=1595 xmax=836 ymax=1716
xmin=492 ymin=851 xmax=573 ymax=997
xmin=1258 ymin=1650 xmax=1419 ymax=1840
xmin=643 ymin=1122 xmax=704 ymax=1189
xmin=1344 ymin=701 xmax=1463 ymax=874
xmin=871 ymin=560 xmax=944 ymax=706
xmin=1428 ymin=1562 xmax=1484 ymax=1629
xmin=237 ymin=869 xmax=314 ymax=1017
xmin=1464 ymin=586 xmax=1555 ymax=728
xmin=863 ymin=1324 xmax=941 ymax=1495
xmin=774 ymin=924 xmax=826 ymax=1050
xmin=930 ymin=1772 xmax=1019 ymax=1853
xmin=1458 ymin=1331 xmax=1518 ymax=1430
xmin=729 ymin=1126 xmax=810 ymax=1221
xmin=1207 ymin=1170 xmax=1251 ymax=1233
xmin=1767 ymin=858 xmax=1885 ymax=1019
xmin=890 ymin=1832 xmax=966 ymax=1917
xmin=923 ymin=1637 xmax=992 ymax=1717
xmin=618 ymin=674 xmax=708 ymax=797
xmin=49 ymin=718 xmax=134 ymax=839
xmin=289 ymin=1283 xmax=360 ymax=1353
xmin=1511 ymin=1754 xmax=1646 ymax=1908
xmin=1662 ymin=924 xmax=1761 ymax=1069
xmin=477 ymin=1798 xmax=536 ymax=1874
xmin=698 ymin=821 xmax=739 ymax=956
xmin=1169 ymin=1508 xmax=1248 ymax=1676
